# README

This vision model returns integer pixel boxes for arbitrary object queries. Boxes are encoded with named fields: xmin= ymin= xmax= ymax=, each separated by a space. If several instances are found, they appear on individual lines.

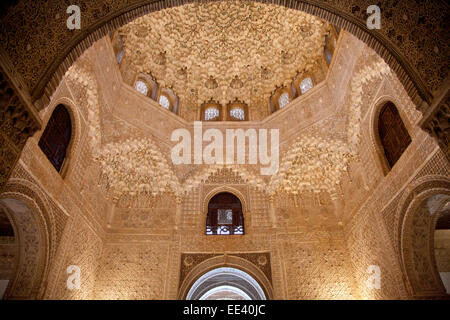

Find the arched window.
xmin=270 ymin=86 xmax=293 ymax=113
xmin=158 ymin=94 xmax=170 ymax=109
xmin=378 ymin=102 xmax=411 ymax=169
xmin=227 ymin=99 xmax=248 ymax=121
xmin=111 ymin=32 xmax=124 ymax=65
xmin=116 ymin=49 xmax=124 ymax=64
xmin=38 ymin=104 xmax=72 ymax=173
xmin=134 ymin=80 xmax=149 ymax=96
xmin=201 ymin=99 xmax=222 ymax=121
xmin=135 ymin=74 xmax=158 ymax=100
xmin=299 ymin=77 xmax=313 ymax=94
xmin=206 ymin=192 xmax=244 ymax=235
xmin=324 ymin=26 xmax=339 ymax=66
xmin=278 ymin=92 xmax=290 ymax=109
xmin=157 ymin=87 xmax=178 ymax=114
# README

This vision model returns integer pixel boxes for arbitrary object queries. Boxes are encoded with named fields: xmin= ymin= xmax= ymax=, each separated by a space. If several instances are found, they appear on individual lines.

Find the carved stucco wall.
xmin=89 ymin=166 xmax=357 ymax=300
xmin=338 ymin=41 xmax=450 ymax=298
xmin=1 ymin=20 xmax=448 ymax=300
xmin=0 ymin=198 xmax=46 ymax=299
xmin=0 ymin=63 xmax=108 ymax=298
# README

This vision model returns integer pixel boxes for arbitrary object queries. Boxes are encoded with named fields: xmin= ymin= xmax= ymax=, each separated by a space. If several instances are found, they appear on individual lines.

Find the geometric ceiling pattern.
xmin=118 ymin=2 xmax=330 ymax=112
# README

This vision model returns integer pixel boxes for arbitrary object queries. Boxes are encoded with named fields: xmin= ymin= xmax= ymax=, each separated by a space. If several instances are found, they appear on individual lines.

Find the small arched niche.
xmin=206 ymin=192 xmax=244 ymax=235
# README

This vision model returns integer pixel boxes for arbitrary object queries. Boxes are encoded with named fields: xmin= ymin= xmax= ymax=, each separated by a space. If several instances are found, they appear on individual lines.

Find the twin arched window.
xmin=133 ymin=75 xmax=178 ymax=114
xmin=377 ymin=101 xmax=411 ymax=170
xmin=270 ymin=77 xmax=314 ymax=113
xmin=201 ymin=100 xmax=248 ymax=121
xmin=38 ymin=104 xmax=72 ymax=173
xmin=206 ymin=192 xmax=244 ymax=235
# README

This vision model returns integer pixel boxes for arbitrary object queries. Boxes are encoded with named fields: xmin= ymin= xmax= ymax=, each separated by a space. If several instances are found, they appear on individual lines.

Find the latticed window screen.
xmin=135 ymin=80 xmax=149 ymax=96
xmin=38 ymin=104 xmax=72 ymax=173
xmin=205 ymin=107 xmax=220 ymax=121
xmin=218 ymin=209 xmax=233 ymax=225
xmin=278 ymin=92 xmax=290 ymax=109
xmin=206 ymin=192 xmax=244 ymax=235
xmin=159 ymin=95 xmax=170 ymax=109
xmin=378 ymin=102 xmax=411 ymax=168
xmin=300 ymin=77 xmax=313 ymax=94
xmin=230 ymin=107 xmax=245 ymax=120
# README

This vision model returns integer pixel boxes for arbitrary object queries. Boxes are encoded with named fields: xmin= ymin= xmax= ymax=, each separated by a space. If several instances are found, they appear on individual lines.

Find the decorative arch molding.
xmin=0 ymin=194 xmax=50 ymax=299
xmin=2 ymin=178 xmax=57 ymax=249
xmin=37 ymin=97 xmax=82 ymax=179
xmin=396 ymin=175 xmax=450 ymax=298
xmin=15 ymin=0 xmax=439 ymax=110
xmin=178 ymin=254 xmax=274 ymax=300
xmin=368 ymin=95 xmax=414 ymax=176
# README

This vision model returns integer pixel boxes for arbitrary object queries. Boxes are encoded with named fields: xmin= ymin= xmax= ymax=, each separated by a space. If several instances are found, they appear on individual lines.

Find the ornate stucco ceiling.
xmin=64 ymin=36 xmax=395 ymax=201
xmin=118 ymin=1 xmax=331 ymax=116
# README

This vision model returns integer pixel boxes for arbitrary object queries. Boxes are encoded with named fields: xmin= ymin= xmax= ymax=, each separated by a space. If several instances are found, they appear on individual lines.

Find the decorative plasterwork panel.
xmin=96 ymin=138 xmax=180 ymax=200
xmin=118 ymin=2 xmax=330 ymax=114
xmin=63 ymin=46 xmax=393 ymax=200
xmin=179 ymin=252 xmax=272 ymax=290
xmin=181 ymin=166 xmax=266 ymax=195
xmin=269 ymin=57 xmax=392 ymax=197
xmin=64 ymin=63 xmax=101 ymax=155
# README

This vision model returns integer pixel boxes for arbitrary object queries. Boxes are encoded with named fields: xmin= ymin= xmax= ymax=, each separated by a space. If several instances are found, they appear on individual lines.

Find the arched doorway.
xmin=399 ymin=176 xmax=450 ymax=298
xmin=178 ymin=255 xmax=274 ymax=300
xmin=0 ymin=204 xmax=18 ymax=299
xmin=433 ymin=198 xmax=450 ymax=294
xmin=186 ymin=267 xmax=266 ymax=300
xmin=0 ymin=198 xmax=48 ymax=299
